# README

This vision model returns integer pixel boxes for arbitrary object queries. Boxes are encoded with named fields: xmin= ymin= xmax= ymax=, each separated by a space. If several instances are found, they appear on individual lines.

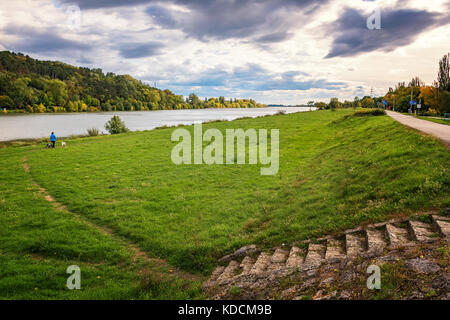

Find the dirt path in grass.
xmin=21 ymin=156 xmax=202 ymax=282
xmin=387 ymin=111 xmax=450 ymax=146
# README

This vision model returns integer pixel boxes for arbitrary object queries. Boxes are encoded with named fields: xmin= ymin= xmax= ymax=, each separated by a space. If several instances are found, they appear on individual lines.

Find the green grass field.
xmin=1 ymin=109 xmax=449 ymax=299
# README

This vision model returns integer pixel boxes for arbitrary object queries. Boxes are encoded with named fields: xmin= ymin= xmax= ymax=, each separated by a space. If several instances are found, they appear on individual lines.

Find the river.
xmin=0 ymin=107 xmax=312 ymax=141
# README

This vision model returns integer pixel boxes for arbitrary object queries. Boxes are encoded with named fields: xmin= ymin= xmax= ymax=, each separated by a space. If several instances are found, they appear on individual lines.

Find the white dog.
xmin=61 ymin=142 xmax=66 ymax=147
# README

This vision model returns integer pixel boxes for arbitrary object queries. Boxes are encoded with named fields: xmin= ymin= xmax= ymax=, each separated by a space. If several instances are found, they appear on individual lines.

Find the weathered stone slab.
xmin=346 ymin=232 xmax=365 ymax=258
xmin=325 ymin=238 xmax=346 ymax=262
xmin=305 ymin=243 xmax=326 ymax=267
xmin=409 ymin=220 xmax=436 ymax=242
xmin=286 ymin=246 xmax=304 ymax=268
xmin=366 ymin=228 xmax=387 ymax=254
xmin=250 ymin=252 xmax=270 ymax=275
xmin=385 ymin=223 xmax=410 ymax=247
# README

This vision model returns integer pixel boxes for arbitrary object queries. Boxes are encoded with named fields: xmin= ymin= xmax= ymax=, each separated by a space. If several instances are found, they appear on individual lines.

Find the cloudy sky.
xmin=0 ymin=0 xmax=449 ymax=104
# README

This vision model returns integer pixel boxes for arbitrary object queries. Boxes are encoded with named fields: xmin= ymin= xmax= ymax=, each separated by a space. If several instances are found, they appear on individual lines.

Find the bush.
xmin=87 ymin=128 xmax=100 ymax=136
xmin=105 ymin=116 xmax=129 ymax=134
xmin=353 ymin=109 xmax=386 ymax=116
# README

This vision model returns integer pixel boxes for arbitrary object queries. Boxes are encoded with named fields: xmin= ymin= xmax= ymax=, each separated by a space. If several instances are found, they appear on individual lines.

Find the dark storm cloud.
xmin=59 ymin=0 xmax=329 ymax=42
xmin=0 ymin=25 xmax=90 ymax=54
xmin=118 ymin=42 xmax=165 ymax=58
xmin=57 ymin=0 xmax=151 ymax=9
xmin=325 ymin=7 xmax=450 ymax=58
xmin=169 ymin=63 xmax=345 ymax=91
xmin=145 ymin=6 xmax=177 ymax=28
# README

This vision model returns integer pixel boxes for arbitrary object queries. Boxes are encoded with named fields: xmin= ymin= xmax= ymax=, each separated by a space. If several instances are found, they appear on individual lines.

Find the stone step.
xmin=345 ymin=232 xmax=366 ymax=258
xmin=239 ymin=256 xmax=254 ymax=275
xmin=366 ymin=228 xmax=387 ymax=254
xmin=432 ymin=215 xmax=450 ymax=240
xmin=205 ymin=214 xmax=450 ymax=290
xmin=267 ymin=248 xmax=289 ymax=272
xmin=408 ymin=220 xmax=437 ymax=242
xmin=286 ymin=246 xmax=304 ymax=268
xmin=304 ymin=243 xmax=326 ymax=266
xmin=217 ymin=260 xmax=239 ymax=283
xmin=210 ymin=266 xmax=225 ymax=282
xmin=250 ymin=252 xmax=271 ymax=275
xmin=325 ymin=238 xmax=346 ymax=262
xmin=385 ymin=223 xmax=411 ymax=247
xmin=203 ymin=265 xmax=225 ymax=287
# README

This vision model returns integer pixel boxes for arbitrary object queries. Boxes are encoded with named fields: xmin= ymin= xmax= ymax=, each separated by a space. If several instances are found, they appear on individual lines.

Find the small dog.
xmin=46 ymin=143 xmax=52 ymax=148
xmin=61 ymin=142 xmax=66 ymax=147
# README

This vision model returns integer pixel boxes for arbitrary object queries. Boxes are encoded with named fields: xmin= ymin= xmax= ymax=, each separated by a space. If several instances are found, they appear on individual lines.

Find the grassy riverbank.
xmin=1 ymin=109 xmax=449 ymax=299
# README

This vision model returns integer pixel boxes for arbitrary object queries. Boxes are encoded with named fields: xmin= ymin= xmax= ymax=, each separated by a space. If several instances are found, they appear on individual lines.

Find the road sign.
xmin=409 ymin=100 xmax=417 ymax=106
xmin=417 ymin=104 xmax=421 ymax=109
xmin=382 ymin=100 xmax=388 ymax=106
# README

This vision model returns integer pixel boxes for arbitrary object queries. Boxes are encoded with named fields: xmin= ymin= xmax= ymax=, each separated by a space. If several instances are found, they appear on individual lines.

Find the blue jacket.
xmin=50 ymin=134 xmax=56 ymax=142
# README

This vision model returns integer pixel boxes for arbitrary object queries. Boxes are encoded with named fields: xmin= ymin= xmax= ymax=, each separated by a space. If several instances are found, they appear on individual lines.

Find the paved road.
xmin=386 ymin=111 xmax=450 ymax=146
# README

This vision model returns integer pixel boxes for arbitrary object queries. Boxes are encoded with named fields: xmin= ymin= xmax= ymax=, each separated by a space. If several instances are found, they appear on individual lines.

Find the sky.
xmin=0 ymin=0 xmax=449 ymax=105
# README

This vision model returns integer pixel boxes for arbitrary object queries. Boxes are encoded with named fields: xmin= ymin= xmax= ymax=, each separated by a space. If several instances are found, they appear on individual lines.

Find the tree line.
xmin=381 ymin=53 xmax=450 ymax=115
xmin=0 ymin=51 xmax=266 ymax=113
xmin=313 ymin=53 xmax=450 ymax=115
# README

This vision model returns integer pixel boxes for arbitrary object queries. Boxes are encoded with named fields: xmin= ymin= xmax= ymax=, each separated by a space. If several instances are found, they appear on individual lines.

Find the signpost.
xmin=409 ymin=100 xmax=417 ymax=115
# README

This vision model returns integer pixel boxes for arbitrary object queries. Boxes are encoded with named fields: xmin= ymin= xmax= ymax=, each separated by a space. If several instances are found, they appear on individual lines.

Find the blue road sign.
xmin=409 ymin=100 xmax=417 ymax=106
xmin=382 ymin=100 xmax=388 ymax=106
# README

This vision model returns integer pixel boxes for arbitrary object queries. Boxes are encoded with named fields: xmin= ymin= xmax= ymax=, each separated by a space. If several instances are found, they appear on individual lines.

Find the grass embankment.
xmin=1 ymin=109 xmax=449 ymax=299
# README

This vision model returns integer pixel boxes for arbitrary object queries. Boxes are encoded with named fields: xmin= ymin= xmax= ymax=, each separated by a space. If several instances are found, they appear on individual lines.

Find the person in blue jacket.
xmin=50 ymin=132 xmax=57 ymax=148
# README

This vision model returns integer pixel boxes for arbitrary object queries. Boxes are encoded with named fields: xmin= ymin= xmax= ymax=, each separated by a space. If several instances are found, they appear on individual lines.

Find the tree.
xmin=353 ymin=96 xmax=361 ymax=109
xmin=315 ymin=102 xmax=327 ymax=110
xmin=44 ymin=79 xmax=68 ymax=107
xmin=360 ymin=96 xmax=375 ymax=108
xmin=67 ymin=100 xmax=78 ymax=112
xmin=0 ymin=51 xmax=267 ymax=113
xmin=0 ymin=95 xmax=14 ymax=109
xmin=409 ymin=76 xmax=424 ymax=87
xmin=105 ymin=116 xmax=129 ymax=134
xmin=328 ymin=97 xmax=340 ymax=110
xmin=436 ymin=53 xmax=450 ymax=114
xmin=187 ymin=93 xmax=201 ymax=107
xmin=438 ymin=53 xmax=450 ymax=91
xmin=418 ymin=85 xmax=438 ymax=109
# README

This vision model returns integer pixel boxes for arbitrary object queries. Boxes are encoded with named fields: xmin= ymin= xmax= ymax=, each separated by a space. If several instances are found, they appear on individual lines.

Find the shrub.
xmin=353 ymin=109 xmax=386 ymax=116
xmin=87 ymin=128 xmax=100 ymax=136
xmin=105 ymin=115 xmax=129 ymax=134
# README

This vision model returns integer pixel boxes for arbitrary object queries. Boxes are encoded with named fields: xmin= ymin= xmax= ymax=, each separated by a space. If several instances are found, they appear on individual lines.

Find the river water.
xmin=0 ymin=107 xmax=312 ymax=141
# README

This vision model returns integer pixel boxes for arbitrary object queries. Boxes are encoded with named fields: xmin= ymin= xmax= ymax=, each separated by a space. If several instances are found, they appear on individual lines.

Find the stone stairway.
xmin=204 ymin=214 xmax=450 ymax=290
